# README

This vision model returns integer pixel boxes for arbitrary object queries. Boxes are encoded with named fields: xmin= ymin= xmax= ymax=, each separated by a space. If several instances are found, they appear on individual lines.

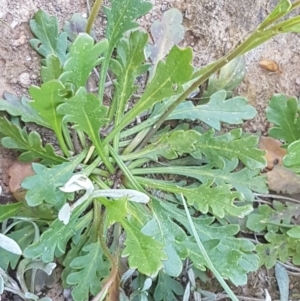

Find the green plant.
xmin=246 ymin=94 xmax=300 ymax=270
xmin=1 ymin=0 xmax=300 ymax=300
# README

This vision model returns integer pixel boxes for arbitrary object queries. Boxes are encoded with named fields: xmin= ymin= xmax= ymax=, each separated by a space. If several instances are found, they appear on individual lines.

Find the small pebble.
xmin=18 ymin=72 xmax=31 ymax=87
xmin=63 ymin=288 xmax=73 ymax=301
xmin=12 ymin=35 xmax=26 ymax=46
xmin=10 ymin=20 xmax=19 ymax=29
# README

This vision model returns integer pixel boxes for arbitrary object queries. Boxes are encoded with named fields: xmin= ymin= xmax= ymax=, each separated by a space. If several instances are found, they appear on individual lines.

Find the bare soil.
xmin=1 ymin=0 xmax=300 ymax=300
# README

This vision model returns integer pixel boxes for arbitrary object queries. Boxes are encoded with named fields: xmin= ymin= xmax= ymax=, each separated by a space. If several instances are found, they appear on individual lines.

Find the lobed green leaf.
xmin=102 ymin=198 xmax=166 ymax=276
xmin=205 ymin=56 xmax=246 ymax=98
xmin=142 ymin=200 xmax=186 ymax=277
xmin=110 ymin=30 xmax=149 ymax=124
xmin=162 ymin=201 xmax=239 ymax=241
xmin=132 ymin=46 xmax=193 ymax=115
xmin=165 ymin=181 xmax=252 ymax=218
xmin=133 ymin=159 xmax=267 ymax=201
xmin=266 ymin=94 xmax=300 ymax=144
xmin=194 ymin=129 xmax=266 ymax=170
xmin=21 ymin=160 xmax=81 ymax=207
xmin=151 ymin=181 xmax=249 ymax=218
xmin=105 ymin=0 xmax=152 ymax=50
xmin=123 ymin=224 xmax=166 ymax=277
xmin=0 ymin=93 xmax=50 ymax=128
xmin=170 ymin=90 xmax=257 ymax=130
xmin=0 ymin=203 xmax=23 ymax=223
xmin=23 ymin=203 xmax=92 ymax=262
xmin=284 ymin=140 xmax=300 ymax=168
xmin=186 ymin=238 xmax=259 ymax=286
xmin=158 ymin=201 xmax=258 ymax=286
xmin=67 ymin=241 xmax=109 ymax=301
xmin=121 ymin=129 xmax=200 ymax=161
xmin=0 ymin=117 xmax=65 ymax=164
xmin=58 ymin=87 xmax=108 ymax=134
xmin=149 ymin=8 xmax=185 ymax=65
xmin=127 ymin=128 xmax=266 ymax=170
xmin=60 ymin=34 xmax=108 ymax=89
xmin=41 ymin=54 xmax=63 ymax=83
xmin=61 ymin=235 xmax=88 ymax=288
xmin=153 ymin=271 xmax=183 ymax=301
xmin=246 ymin=202 xmax=300 ymax=232
xmin=29 ymin=10 xmax=68 ymax=63
xmin=29 ymin=80 xmax=66 ymax=134
xmin=0 ymin=224 xmax=35 ymax=271
xmin=108 ymin=46 xmax=194 ymax=137
xmin=255 ymin=232 xmax=300 ymax=269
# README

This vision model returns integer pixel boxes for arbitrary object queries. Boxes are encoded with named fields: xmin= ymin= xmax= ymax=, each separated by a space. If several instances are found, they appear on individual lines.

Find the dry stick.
xmin=278 ymin=261 xmax=300 ymax=273
xmin=0 ymin=19 xmax=11 ymax=28
xmin=86 ymin=0 xmax=91 ymax=15
xmin=254 ymin=193 xmax=300 ymax=205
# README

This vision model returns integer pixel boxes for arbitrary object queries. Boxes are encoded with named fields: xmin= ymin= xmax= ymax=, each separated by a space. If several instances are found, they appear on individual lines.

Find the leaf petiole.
xmin=109 ymin=146 xmax=144 ymax=192
xmin=62 ymin=123 xmax=74 ymax=152
xmin=54 ymin=127 xmax=71 ymax=157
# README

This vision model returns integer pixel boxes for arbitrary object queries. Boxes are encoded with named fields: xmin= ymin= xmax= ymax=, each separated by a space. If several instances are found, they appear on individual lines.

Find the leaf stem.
xmin=292 ymin=1 xmax=300 ymax=10
xmin=91 ymin=168 xmax=111 ymax=178
xmin=109 ymin=146 xmax=145 ymax=192
xmin=120 ymin=117 xmax=155 ymax=138
xmin=85 ymin=0 xmax=104 ymax=34
xmin=91 ymin=175 xmax=110 ymax=189
xmin=77 ymin=129 xmax=87 ymax=148
xmin=134 ymin=176 xmax=184 ymax=194
xmin=62 ymin=124 xmax=74 ymax=152
xmin=81 ymin=156 xmax=102 ymax=176
xmin=121 ymin=128 xmax=150 ymax=155
xmin=127 ymin=158 xmax=150 ymax=170
xmin=55 ymin=128 xmax=71 ymax=157
xmin=94 ymin=141 xmax=115 ymax=174
xmin=93 ymin=199 xmax=101 ymax=241
xmin=131 ymin=166 xmax=182 ymax=175
xmin=98 ymin=52 xmax=110 ymax=103
xmin=254 ymin=193 xmax=300 ymax=205
xmin=181 ymin=194 xmax=239 ymax=301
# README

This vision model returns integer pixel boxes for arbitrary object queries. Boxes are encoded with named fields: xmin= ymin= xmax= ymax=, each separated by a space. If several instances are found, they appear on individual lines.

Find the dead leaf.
xmin=267 ymin=165 xmax=300 ymax=195
xmin=8 ymin=161 xmax=35 ymax=201
xmin=259 ymin=59 xmax=282 ymax=73
xmin=259 ymin=136 xmax=287 ymax=169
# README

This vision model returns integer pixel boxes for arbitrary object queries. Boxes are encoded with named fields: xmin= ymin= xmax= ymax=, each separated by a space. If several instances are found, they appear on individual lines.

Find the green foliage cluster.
xmin=0 ymin=0 xmax=300 ymax=300
xmin=246 ymin=94 xmax=300 ymax=270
